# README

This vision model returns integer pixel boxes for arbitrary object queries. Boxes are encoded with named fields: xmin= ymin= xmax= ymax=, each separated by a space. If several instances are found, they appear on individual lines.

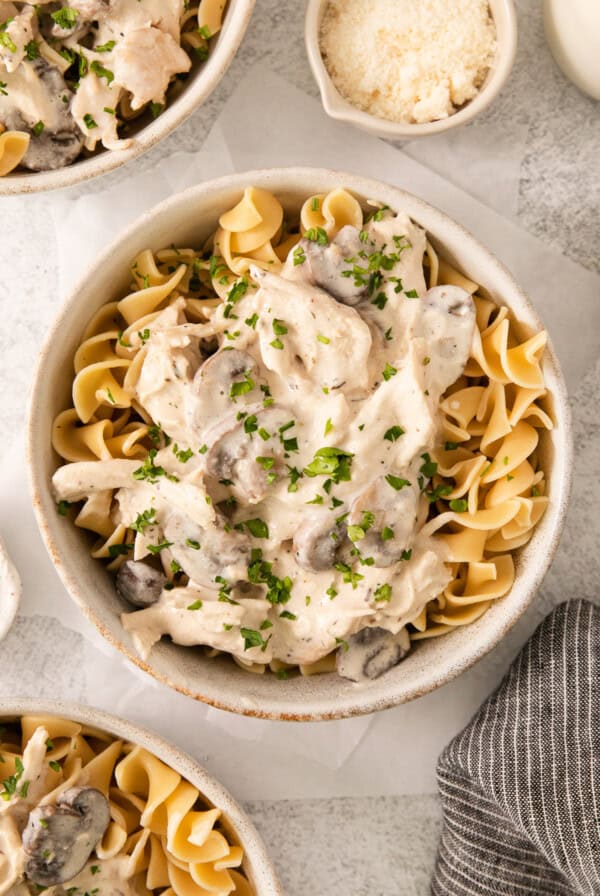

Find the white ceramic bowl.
xmin=0 ymin=698 xmax=282 ymax=894
xmin=28 ymin=167 xmax=572 ymax=721
xmin=0 ymin=0 xmax=254 ymax=196
xmin=305 ymin=0 xmax=518 ymax=139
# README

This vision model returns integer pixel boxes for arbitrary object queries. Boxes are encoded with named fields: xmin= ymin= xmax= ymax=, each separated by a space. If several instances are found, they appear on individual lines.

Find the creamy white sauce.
xmin=53 ymin=211 xmax=476 ymax=669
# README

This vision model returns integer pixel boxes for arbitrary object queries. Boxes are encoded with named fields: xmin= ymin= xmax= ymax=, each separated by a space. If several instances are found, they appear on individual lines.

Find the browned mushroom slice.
xmin=187 ymin=349 xmax=265 ymax=435
xmin=23 ymin=787 xmax=110 ymax=886
xmin=348 ymin=477 xmax=417 ymax=567
xmin=2 ymin=60 xmax=84 ymax=170
xmin=293 ymin=510 xmax=347 ymax=571
xmin=164 ymin=513 xmax=251 ymax=589
xmin=204 ymin=406 xmax=292 ymax=504
xmin=337 ymin=627 xmax=411 ymax=682
xmin=300 ymin=226 xmax=368 ymax=305
xmin=116 ymin=561 xmax=166 ymax=608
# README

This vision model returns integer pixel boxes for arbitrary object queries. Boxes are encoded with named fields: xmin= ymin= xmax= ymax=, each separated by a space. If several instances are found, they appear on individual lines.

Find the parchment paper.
xmin=3 ymin=65 xmax=599 ymax=801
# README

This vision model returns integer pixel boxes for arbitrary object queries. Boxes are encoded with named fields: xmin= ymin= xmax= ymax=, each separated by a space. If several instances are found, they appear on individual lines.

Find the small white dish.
xmin=0 ymin=535 xmax=20 ymax=641
xmin=305 ymin=0 xmax=518 ymax=139
xmin=28 ymin=167 xmax=572 ymax=721
xmin=0 ymin=698 xmax=283 ymax=895
xmin=0 ymin=0 xmax=255 ymax=196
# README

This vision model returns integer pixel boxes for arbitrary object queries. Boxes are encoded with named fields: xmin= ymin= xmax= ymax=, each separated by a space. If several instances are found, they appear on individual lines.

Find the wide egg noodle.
xmin=0 ymin=130 xmax=29 ymax=176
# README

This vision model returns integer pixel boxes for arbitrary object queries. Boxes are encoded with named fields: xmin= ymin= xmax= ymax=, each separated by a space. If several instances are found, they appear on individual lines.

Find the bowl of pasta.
xmin=0 ymin=0 xmax=254 ymax=194
xmin=0 ymin=699 xmax=281 ymax=894
xmin=28 ymin=168 xmax=572 ymax=720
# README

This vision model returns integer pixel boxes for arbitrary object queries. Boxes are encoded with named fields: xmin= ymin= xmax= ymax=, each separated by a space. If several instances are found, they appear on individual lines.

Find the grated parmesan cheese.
xmin=320 ymin=0 xmax=497 ymax=124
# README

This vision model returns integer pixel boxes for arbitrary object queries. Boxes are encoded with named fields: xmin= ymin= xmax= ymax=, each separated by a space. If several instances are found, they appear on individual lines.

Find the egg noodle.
xmin=51 ymin=186 xmax=551 ymax=678
xmin=0 ymin=715 xmax=253 ymax=895
xmin=0 ymin=0 xmax=226 ymax=176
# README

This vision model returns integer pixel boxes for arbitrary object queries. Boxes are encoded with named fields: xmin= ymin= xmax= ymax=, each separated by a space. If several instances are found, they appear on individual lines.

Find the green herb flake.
xmin=382 ymin=363 xmax=397 ymax=381
xmin=187 ymin=600 xmax=203 ymax=610
xmin=384 ymin=425 xmax=405 ymax=442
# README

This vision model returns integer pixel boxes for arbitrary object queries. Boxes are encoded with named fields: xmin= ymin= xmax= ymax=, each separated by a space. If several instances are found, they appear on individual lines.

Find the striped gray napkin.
xmin=432 ymin=600 xmax=599 ymax=895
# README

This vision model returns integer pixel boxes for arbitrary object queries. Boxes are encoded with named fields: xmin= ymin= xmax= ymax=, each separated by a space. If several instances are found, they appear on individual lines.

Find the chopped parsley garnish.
xmin=90 ymin=60 xmax=114 ymax=84
xmin=326 ymin=585 xmax=338 ymax=599
xmin=449 ymin=499 xmax=468 ymax=513
xmin=83 ymin=113 xmax=97 ymax=129
xmin=241 ymin=627 xmax=270 ymax=651
xmin=244 ymin=518 xmax=269 ymax=539
xmin=287 ymin=466 xmax=303 ymax=492
xmin=170 ymin=559 xmax=182 ymax=574
xmin=374 ymin=583 xmax=392 ymax=602
xmin=56 ymin=500 xmax=72 ymax=516
xmin=382 ymin=363 xmax=397 ymax=381
xmin=229 ymin=369 xmax=255 ymax=399
xmin=133 ymin=449 xmax=178 ymax=484
xmin=25 ymin=40 xmax=39 ymax=60
xmin=130 ymin=508 xmax=156 ymax=534
xmin=324 ymin=418 xmax=333 ymax=435
xmin=280 ymin=610 xmax=297 ymax=620
xmin=385 ymin=474 xmax=411 ymax=491
xmin=532 ymin=486 xmax=540 ymax=497
xmin=425 ymin=484 xmax=452 ymax=503
xmin=311 ymin=197 xmax=320 ymax=212
xmin=381 ymin=527 xmax=394 ymax=541
xmin=244 ymin=414 xmax=258 ymax=435
xmin=335 ymin=637 xmax=349 ymax=652
xmin=384 ymin=425 xmax=405 ymax=442
xmin=256 ymin=456 xmax=275 ymax=470
xmin=372 ymin=292 xmax=387 ymax=310
xmin=0 ymin=758 xmax=26 ymax=801
xmin=270 ymin=337 xmax=284 ymax=350
xmin=247 ymin=549 xmax=293 ymax=605
xmin=334 ymin=562 xmax=364 ymax=589
xmin=187 ymin=600 xmax=203 ymax=610
xmin=405 ymin=288 xmax=419 ymax=298
xmin=272 ymin=318 xmax=288 ymax=336
xmin=173 ymin=444 xmax=194 ymax=463
xmin=51 ymin=7 xmax=78 ymax=29
xmin=95 ymin=39 xmax=116 ymax=52
xmin=419 ymin=453 xmax=438 ymax=479
xmin=305 ymin=226 xmax=329 ymax=245
xmin=293 ymin=245 xmax=306 ymax=266
xmin=199 ymin=444 xmax=208 ymax=454
xmin=48 ymin=760 xmax=61 ymax=773
xmin=147 ymin=540 xmax=173 ymax=555
xmin=304 ymin=447 xmax=354 ymax=484
xmin=245 ymin=313 xmax=259 ymax=329
xmin=317 ymin=333 xmax=330 ymax=344
xmin=150 ymin=102 xmax=164 ymax=119
xmin=223 ymin=277 xmax=248 ymax=318
xmin=444 ymin=441 xmax=459 ymax=451
xmin=185 ymin=539 xmax=201 ymax=550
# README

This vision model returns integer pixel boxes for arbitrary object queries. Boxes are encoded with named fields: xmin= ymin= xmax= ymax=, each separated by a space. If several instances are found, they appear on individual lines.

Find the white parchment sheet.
xmin=2 ymin=66 xmax=599 ymax=801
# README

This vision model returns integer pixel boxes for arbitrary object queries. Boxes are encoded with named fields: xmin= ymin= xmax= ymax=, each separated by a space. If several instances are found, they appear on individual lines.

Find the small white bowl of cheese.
xmin=305 ymin=0 xmax=518 ymax=139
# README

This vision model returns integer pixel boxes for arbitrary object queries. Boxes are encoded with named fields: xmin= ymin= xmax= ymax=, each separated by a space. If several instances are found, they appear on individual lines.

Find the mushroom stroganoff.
xmin=51 ymin=186 xmax=552 ymax=682
xmin=0 ymin=0 xmax=226 ymax=175
xmin=0 ymin=716 xmax=253 ymax=895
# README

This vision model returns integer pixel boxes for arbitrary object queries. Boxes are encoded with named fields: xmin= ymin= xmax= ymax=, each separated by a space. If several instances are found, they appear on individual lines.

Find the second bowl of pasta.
xmin=28 ymin=168 xmax=572 ymax=719
xmin=0 ymin=699 xmax=281 ymax=894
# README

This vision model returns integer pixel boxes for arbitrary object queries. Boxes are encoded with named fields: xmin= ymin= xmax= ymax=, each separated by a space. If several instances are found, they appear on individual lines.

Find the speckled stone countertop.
xmin=1 ymin=0 xmax=599 ymax=893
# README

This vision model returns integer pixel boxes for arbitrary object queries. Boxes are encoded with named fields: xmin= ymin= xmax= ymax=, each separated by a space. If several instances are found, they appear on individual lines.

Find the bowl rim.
xmin=0 ymin=697 xmax=283 ymax=894
xmin=27 ymin=166 xmax=573 ymax=721
xmin=0 ymin=0 xmax=255 ymax=196
xmin=304 ymin=0 xmax=518 ymax=138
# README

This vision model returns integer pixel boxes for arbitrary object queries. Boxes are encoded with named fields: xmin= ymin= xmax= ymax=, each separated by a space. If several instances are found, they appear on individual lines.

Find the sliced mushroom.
xmin=164 ymin=512 xmax=251 ymax=589
xmin=348 ymin=477 xmax=417 ymax=567
xmin=294 ymin=510 xmax=347 ymax=572
xmin=419 ymin=285 xmax=476 ymax=393
xmin=23 ymin=787 xmax=110 ymax=887
xmin=187 ymin=349 xmax=265 ymax=435
xmin=204 ymin=405 xmax=291 ymax=504
xmin=337 ymin=627 xmax=411 ymax=682
xmin=300 ymin=225 xmax=368 ymax=305
xmin=116 ymin=561 xmax=166 ymax=608
xmin=2 ymin=60 xmax=84 ymax=170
